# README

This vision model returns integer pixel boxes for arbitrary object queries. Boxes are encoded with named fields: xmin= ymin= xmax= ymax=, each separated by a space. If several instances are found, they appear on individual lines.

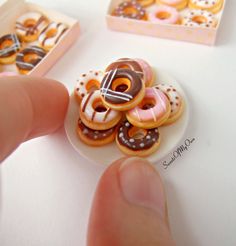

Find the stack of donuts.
xmin=112 ymin=0 xmax=224 ymax=28
xmin=0 ymin=11 xmax=68 ymax=74
xmin=74 ymin=58 xmax=184 ymax=157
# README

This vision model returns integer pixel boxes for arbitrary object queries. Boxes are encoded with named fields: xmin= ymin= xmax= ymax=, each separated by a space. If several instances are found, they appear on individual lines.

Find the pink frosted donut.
xmin=126 ymin=87 xmax=171 ymax=129
xmin=134 ymin=58 xmax=154 ymax=87
xmin=148 ymin=6 xmax=180 ymax=24
xmin=0 ymin=72 xmax=18 ymax=77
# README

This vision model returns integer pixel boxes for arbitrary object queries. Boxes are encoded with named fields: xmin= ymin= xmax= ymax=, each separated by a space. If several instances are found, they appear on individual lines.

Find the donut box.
xmin=0 ymin=0 xmax=80 ymax=76
xmin=106 ymin=0 xmax=226 ymax=45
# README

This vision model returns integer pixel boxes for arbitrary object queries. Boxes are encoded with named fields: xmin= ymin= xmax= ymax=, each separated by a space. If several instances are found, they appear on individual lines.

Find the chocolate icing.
xmin=100 ymin=68 xmax=143 ymax=104
xmin=117 ymin=121 xmax=160 ymax=151
xmin=16 ymin=46 xmax=46 ymax=71
xmin=0 ymin=34 xmax=21 ymax=58
xmin=78 ymin=119 xmax=116 ymax=140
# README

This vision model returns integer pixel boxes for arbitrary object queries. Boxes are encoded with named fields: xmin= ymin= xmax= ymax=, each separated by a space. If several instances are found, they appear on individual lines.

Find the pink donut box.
xmin=106 ymin=0 xmax=226 ymax=45
xmin=0 ymin=0 xmax=80 ymax=76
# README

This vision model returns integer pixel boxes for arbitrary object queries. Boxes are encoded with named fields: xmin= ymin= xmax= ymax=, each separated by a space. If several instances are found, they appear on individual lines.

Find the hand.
xmin=0 ymin=76 xmax=174 ymax=245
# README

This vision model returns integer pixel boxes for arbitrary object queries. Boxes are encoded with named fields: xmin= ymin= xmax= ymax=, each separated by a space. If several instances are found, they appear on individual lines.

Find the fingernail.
xmin=119 ymin=157 xmax=166 ymax=217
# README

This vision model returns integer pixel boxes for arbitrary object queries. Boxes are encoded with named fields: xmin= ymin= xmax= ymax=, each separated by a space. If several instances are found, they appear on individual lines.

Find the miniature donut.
xmin=79 ymin=90 xmax=122 ymax=130
xmin=136 ymin=0 xmax=155 ymax=7
xmin=106 ymin=58 xmax=154 ymax=87
xmin=74 ymin=70 xmax=104 ymax=103
xmin=77 ymin=118 xmax=117 ymax=146
xmin=182 ymin=10 xmax=217 ymax=28
xmin=189 ymin=0 xmax=223 ymax=14
xmin=148 ymin=6 xmax=181 ymax=25
xmin=126 ymin=87 xmax=171 ymax=129
xmin=116 ymin=120 xmax=161 ymax=157
xmin=156 ymin=0 xmax=188 ymax=10
xmin=100 ymin=68 xmax=145 ymax=111
xmin=155 ymin=84 xmax=184 ymax=125
xmin=16 ymin=46 xmax=47 ymax=74
xmin=113 ymin=1 xmax=146 ymax=20
xmin=0 ymin=34 xmax=21 ymax=65
xmin=39 ymin=22 xmax=68 ymax=51
xmin=16 ymin=12 xmax=49 ymax=42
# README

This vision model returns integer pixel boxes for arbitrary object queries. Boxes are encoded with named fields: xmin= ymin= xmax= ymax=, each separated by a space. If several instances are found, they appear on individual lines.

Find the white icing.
xmin=0 ymin=34 xmax=20 ymax=56
xmin=39 ymin=22 xmax=68 ymax=48
xmin=191 ymin=0 xmax=220 ymax=8
xmin=75 ymin=70 xmax=104 ymax=99
xmin=81 ymin=90 xmax=120 ymax=123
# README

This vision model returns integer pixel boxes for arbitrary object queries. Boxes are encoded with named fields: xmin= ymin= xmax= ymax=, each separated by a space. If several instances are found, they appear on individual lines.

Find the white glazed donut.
xmin=39 ymin=22 xmax=68 ymax=51
xmin=79 ymin=90 xmax=122 ymax=130
xmin=74 ymin=70 xmax=104 ymax=103
xmin=189 ymin=0 xmax=223 ymax=14
xmin=16 ymin=12 xmax=49 ymax=42
xmin=182 ymin=9 xmax=217 ymax=28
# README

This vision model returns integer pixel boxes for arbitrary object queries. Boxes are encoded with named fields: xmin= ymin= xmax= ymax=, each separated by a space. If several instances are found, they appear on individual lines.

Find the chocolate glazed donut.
xmin=0 ymin=34 xmax=21 ymax=58
xmin=100 ymin=68 xmax=143 ymax=104
xmin=105 ymin=58 xmax=144 ymax=80
xmin=117 ymin=121 xmax=160 ymax=151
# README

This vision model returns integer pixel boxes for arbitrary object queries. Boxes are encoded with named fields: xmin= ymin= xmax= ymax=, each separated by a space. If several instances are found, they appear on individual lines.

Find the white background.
xmin=1 ymin=0 xmax=236 ymax=245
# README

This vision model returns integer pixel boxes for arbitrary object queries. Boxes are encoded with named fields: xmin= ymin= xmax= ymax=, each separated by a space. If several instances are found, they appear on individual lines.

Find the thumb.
xmin=87 ymin=157 xmax=175 ymax=246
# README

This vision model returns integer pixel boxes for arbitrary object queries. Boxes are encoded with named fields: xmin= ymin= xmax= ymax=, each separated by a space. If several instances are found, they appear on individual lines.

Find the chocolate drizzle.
xmin=100 ymin=68 xmax=143 ymax=104
xmin=0 ymin=34 xmax=21 ymax=58
xmin=117 ymin=121 xmax=160 ymax=150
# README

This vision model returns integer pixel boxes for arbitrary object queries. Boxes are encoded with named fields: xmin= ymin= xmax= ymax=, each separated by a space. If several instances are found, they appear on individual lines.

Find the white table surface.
xmin=1 ymin=0 xmax=236 ymax=245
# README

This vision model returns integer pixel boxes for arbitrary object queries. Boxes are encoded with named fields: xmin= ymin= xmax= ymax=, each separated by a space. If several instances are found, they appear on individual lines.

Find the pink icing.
xmin=148 ymin=6 xmax=180 ymax=24
xmin=135 ymin=58 xmax=153 ymax=85
xmin=160 ymin=0 xmax=183 ymax=4
xmin=128 ymin=88 xmax=169 ymax=122
xmin=0 ymin=72 xmax=18 ymax=77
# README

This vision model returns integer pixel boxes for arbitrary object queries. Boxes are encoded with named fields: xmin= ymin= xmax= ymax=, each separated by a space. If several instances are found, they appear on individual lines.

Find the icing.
xmin=190 ymin=0 xmax=221 ymax=8
xmin=16 ymin=46 xmax=46 ymax=71
xmin=114 ymin=1 xmax=146 ymax=20
xmin=39 ymin=22 xmax=68 ymax=48
xmin=148 ymin=6 xmax=180 ymax=24
xmin=183 ymin=9 xmax=217 ymax=28
xmin=160 ymin=0 xmax=184 ymax=4
xmin=117 ymin=120 xmax=160 ymax=150
xmin=75 ymin=70 xmax=104 ymax=99
xmin=16 ymin=12 xmax=48 ymax=38
xmin=78 ymin=119 xmax=116 ymax=140
xmin=155 ymin=84 xmax=182 ymax=117
xmin=81 ymin=90 xmax=120 ymax=123
xmin=0 ymin=34 xmax=21 ymax=58
xmin=128 ymin=88 xmax=169 ymax=122
xmin=100 ymin=68 xmax=143 ymax=104
xmin=134 ymin=58 xmax=153 ymax=86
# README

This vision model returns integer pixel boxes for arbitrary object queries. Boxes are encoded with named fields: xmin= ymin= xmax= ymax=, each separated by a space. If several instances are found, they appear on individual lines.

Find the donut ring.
xmin=136 ymin=0 xmax=155 ymax=7
xmin=106 ymin=58 xmax=154 ymax=87
xmin=182 ymin=10 xmax=217 ymax=28
xmin=100 ymin=68 xmax=145 ymax=111
xmin=74 ymin=70 xmax=104 ymax=103
xmin=77 ymin=118 xmax=117 ymax=146
xmin=189 ymin=0 xmax=223 ymax=14
xmin=0 ymin=34 xmax=21 ymax=64
xmin=79 ymin=90 xmax=122 ymax=130
xmin=116 ymin=120 xmax=161 ymax=157
xmin=156 ymin=0 xmax=188 ymax=10
xmin=113 ymin=1 xmax=146 ymax=20
xmin=16 ymin=12 xmax=49 ymax=42
xmin=39 ymin=22 xmax=68 ymax=51
xmin=148 ymin=6 xmax=181 ymax=25
xmin=155 ymin=84 xmax=184 ymax=125
xmin=16 ymin=46 xmax=47 ymax=74
xmin=126 ymin=87 xmax=171 ymax=129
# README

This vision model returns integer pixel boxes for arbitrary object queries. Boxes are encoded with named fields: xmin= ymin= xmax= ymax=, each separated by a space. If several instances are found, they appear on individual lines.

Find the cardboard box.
xmin=106 ymin=0 xmax=226 ymax=45
xmin=0 ymin=0 xmax=80 ymax=76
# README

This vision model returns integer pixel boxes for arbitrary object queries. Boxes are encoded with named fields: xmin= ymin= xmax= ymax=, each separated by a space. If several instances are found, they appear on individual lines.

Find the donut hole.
xmin=192 ymin=16 xmax=207 ymax=24
xmin=140 ymin=98 xmax=156 ymax=110
xmin=0 ymin=39 xmax=13 ymax=49
xmin=117 ymin=65 xmax=130 ymax=69
xmin=46 ymin=28 xmax=57 ymax=38
xmin=129 ymin=127 xmax=147 ymax=140
xmin=112 ymin=78 xmax=130 ymax=92
xmin=24 ymin=19 xmax=36 ymax=28
xmin=124 ymin=7 xmax=138 ymax=15
xmin=86 ymin=80 xmax=100 ymax=93
xmin=23 ymin=53 xmax=39 ymax=63
xmin=156 ymin=11 xmax=171 ymax=20
xmin=92 ymin=99 xmax=107 ymax=113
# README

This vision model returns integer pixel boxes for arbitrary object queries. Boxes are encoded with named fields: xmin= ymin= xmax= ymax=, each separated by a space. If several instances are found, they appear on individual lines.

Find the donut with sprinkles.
xmin=116 ymin=120 xmax=161 ymax=157
xmin=188 ymin=0 xmax=224 ymax=14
